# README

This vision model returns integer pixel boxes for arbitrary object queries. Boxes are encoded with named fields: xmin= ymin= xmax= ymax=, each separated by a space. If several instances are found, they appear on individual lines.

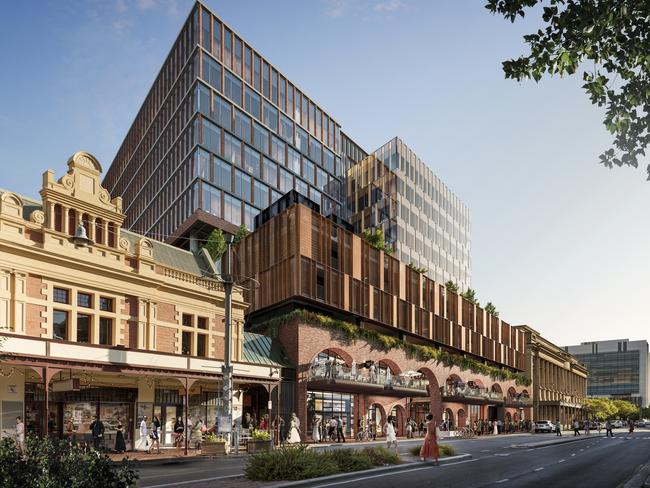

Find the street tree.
xmin=486 ymin=0 xmax=650 ymax=179
xmin=612 ymin=399 xmax=638 ymax=419
xmin=583 ymin=397 xmax=617 ymax=420
xmin=203 ymin=229 xmax=227 ymax=262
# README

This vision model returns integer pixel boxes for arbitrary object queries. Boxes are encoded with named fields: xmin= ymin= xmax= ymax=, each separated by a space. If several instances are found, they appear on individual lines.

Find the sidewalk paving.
xmin=510 ymin=433 xmax=605 ymax=449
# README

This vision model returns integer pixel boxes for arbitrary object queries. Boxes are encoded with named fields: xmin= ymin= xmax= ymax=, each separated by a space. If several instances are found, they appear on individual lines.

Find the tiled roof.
xmin=120 ymin=229 xmax=211 ymax=276
xmin=242 ymin=331 xmax=291 ymax=368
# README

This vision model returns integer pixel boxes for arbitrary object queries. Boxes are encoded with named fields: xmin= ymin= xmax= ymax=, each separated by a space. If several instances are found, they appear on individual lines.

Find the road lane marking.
xmin=558 ymin=459 xmax=566 ymax=463
xmin=496 ymin=479 xmax=509 ymax=484
xmin=145 ymin=474 xmax=241 ymax=488
xmin=571 ymin=453 xmax=576 ymax=456
xmin=313 ymin=459 xmax=479 ymax=487
xmin=481 ymin=449 xmax=491 ymax=452
xmin=495 ymin=453 xmax=510 ymax=457
xmin=534 ymin=467 xmax=544 ymax=472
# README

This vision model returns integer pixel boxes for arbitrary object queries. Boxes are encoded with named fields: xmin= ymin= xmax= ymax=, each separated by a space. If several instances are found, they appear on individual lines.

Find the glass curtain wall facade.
xmin=347 ymin=137 xmax=471 ymax=290
xmin=103 ymin=3 xmax=345 ymax=246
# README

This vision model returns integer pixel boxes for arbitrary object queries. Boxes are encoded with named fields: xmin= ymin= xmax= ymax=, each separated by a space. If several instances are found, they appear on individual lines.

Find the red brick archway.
xmin=377 ymin=358 xmax=402 ymax=375
xmin=309 ymin=347 xmax=354 ymax=367
xmin=418 ymin=367 xmax=442 ymax=421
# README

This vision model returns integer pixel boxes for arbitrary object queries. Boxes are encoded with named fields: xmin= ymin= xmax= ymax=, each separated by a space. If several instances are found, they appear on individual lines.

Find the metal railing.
xmin=441 ymin=386 xmax=505 ymax=402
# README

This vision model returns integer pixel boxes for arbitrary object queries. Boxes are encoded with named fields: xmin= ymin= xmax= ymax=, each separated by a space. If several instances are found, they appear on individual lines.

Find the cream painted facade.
xmin=0 ymin=152 xmax=283 ymax=450
xmin=515 ymin=325 xmax=587 ymax=429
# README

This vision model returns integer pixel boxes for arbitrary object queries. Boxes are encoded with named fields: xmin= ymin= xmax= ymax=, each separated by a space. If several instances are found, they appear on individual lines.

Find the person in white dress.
xmin=312 ymin=415 xmax=321 ymax=442
xmin=370 ymin=363 xmax=377 ymax=383
xmin=287 ymin=413 xmax=301 ymax=444
xmin=384 ymin=415 xmax=397 ymax=450
xmin=351 ymin=360 xmax=357 ymax=379
xmin=386 ymin=368 xmax=392 ymax=385
xmin=137 ymin=416 xmax=149 ymax=451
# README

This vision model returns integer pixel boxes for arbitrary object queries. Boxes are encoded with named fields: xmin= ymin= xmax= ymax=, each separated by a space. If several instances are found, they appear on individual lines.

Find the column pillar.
xmin=46 ymin=201 xmax=55 ymax=230
xmin=62 ymin=206 xmax=70 ymax=235
xmin=88 ymin=216 xmax=96 ymax=242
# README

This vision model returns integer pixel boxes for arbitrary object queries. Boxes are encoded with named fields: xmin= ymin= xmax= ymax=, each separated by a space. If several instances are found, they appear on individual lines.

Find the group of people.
xmin=311 ymin=415 xmax=346 ymax=443
xmin=567 ymin=419 xmax=636 ymax=437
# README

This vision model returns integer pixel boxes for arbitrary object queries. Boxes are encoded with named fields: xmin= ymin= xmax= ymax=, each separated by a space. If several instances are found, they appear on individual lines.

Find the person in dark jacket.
xmin=174 ymin=417 xmax=185 ymax=454
xmin=89 ymin=415 xmax=105 ymax=450
xmin=115 ymin=419 xmax=126 ymax=453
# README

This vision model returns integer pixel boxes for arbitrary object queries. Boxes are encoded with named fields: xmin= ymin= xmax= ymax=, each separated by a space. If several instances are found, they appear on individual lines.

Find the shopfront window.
xmin=307 ymin=391 xmax=354 ymax=437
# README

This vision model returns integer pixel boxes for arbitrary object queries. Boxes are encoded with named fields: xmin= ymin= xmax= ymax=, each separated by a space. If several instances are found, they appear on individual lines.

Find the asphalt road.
xmin=135 ymin=429 xmax=650 ymax=487
xmin=298 ymin=429 xmax=650 ymax=488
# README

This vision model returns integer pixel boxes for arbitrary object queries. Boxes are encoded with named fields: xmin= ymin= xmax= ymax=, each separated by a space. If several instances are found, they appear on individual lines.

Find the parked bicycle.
xmin=458 ymin=426 xmax=475 ymax=439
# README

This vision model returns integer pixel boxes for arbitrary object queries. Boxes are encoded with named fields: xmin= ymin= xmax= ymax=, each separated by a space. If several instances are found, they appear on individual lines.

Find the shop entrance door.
xmin=163 ymin=406 xmax=178 ymax=446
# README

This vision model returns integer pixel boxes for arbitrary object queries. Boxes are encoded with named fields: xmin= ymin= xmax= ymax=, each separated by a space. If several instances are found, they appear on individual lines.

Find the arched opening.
xmin=81 ymin=213 xmax=91 ymax=237
xmin=471 ymin=379 xmax=485 ymax=389
xmin=521 ymin=389 xmax=529 ymax=398
xmin=309 ymin=349 xmax=352 ymax=381
xmin=442 ymin=408 xmax=455 ymax=431
xmin=457 ymin=408 xmax=466 ymax=429
xmin=418 ymin=367 xmax=441 ymax=422
xmin=507 ymin=386 xmax=517 ymax=400
xmin=491 ymin=383 xmax=503 ymax=394
xmin=444 ymin=374 xmax=464 ymax=396
xmin=67 ymin=209 xmax=76 ymax=235
xmin=107 ymin=222 xmax=116 ymax=247
xmin=377 ymin=359 xmax=401 ymax=385
xmin=95 ymin=217 xmax=104 ymax=245
xmin=367 ymin=403 xmax=386 ymax=439
xmin=54 ymin=204 xmax=63 ymax=232
xmin=389 ymin=404 xmax=407 ymax=436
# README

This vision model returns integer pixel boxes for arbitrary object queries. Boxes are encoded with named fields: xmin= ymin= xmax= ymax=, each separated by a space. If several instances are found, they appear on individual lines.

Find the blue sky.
xmin=1 ymin=0 xmax=648 ymax=347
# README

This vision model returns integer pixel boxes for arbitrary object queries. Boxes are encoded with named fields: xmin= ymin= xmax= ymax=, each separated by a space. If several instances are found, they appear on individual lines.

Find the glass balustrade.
xmin=307 ymin=361 xmax=428 ymax=391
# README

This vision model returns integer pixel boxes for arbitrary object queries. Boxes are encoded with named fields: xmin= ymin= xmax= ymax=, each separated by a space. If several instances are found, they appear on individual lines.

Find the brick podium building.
xmin=233 ymin=193 xmax=531 ymax=437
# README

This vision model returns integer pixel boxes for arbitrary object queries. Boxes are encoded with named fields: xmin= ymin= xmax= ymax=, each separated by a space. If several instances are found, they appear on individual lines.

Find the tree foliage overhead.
xmin=486 ymin=0 xmax=650 ymax=179
xmin=203 ymin=228 xmax=227 ymax=262
xmin=583 ymin=397 xmax=639 ymax=420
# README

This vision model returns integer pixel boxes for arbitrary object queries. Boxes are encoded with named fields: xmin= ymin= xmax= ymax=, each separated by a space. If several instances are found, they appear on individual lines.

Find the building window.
xmin=271 ymin=136 xmax=285 ymax=166
xmin=223 ymin=194 xmax=242 ymax=226
xmin=224 ymin=133 xmax=242 ymax=166
xmin=99 ymin=317 xmax=113 ymax=345
xmin=202 ymin=183 xmax=222 ymax=217
xmin=280 ymin=114 xmax=293 ymax=143
xmin=245 ymin=87 xmax=261 ymax=120
xmin=244 ymin=146 xmax=261 ymax=177
xmin=53 ymin=310 xmax=68 ymax=340
xmin=253 ymin=122 xmax=269 ymax=154
xmin=214 ymin=94 xmax=232 ymax=130
xmin=279 ymin=168 xmax=293 ymax=193
xmin=253 ymin=54 xmax=261 ymax=90
xmin=77 ymin=314 xmax=90 ymax=343
xmin=182 ymin=331 xmax=192 ymax=356
xmin=197 ymin=334 xmax=207 ymax=357
xmin=198 ymin=317 xmax=208 ymax=330
xmin=296 ymin=126 xmax=308 ymax=154
xmin=99 ymin=297 xmax=113 ymax=312
xmin=202 ymin=52 xmax=221 ymax=91
xmin=244 ymin=204 xmax=257 ymax=229
xmin=254 ymin=180 xmax=269 ymax=208
xmin=53 ymin=288 xmax=69 ymax=304
xmin=182 ymin=313 xmax=193 ymax=327
xmin=316 ymin=266 xmax=325 ymax=300
xmin=224 ymin=71 xmax=242 ymax=107
xmin=214 ymin=158 xmax=232 ymax=191
xmin=263 ymin=157 xmax=277 ymax=187
xmin=77 ymin=292 xmax=92 ymax=308
xmin=234 ymin=169 xmax=251 ymax=201
xmin=263 ymin=103 xmax=278 ymax=132
xmin=287 ymin=147 xmax=301 ymax=175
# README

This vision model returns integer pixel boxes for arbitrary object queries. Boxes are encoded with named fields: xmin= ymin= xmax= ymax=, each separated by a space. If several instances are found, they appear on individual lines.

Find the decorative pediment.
xmin=0 ymin=192 xmax=23 ymax=219
xmin=40 ymin=151 xmax=123 ymax=220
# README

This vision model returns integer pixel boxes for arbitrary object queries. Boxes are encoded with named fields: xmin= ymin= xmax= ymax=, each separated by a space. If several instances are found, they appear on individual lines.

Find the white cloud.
xmin=322 ymin=0 xmax=349 ymax=18
xmin=373 ymin=0 xmax=406 ymax=12
xmin=137 ymin=0 xmax=156 ymax=11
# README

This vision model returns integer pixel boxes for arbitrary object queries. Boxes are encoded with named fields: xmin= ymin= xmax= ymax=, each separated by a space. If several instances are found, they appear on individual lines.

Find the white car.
xmin=535 ymin=420 xmax=554 ymax=433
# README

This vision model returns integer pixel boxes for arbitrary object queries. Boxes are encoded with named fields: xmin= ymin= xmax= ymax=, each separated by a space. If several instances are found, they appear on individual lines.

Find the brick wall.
xmin=122 ymin=320 xmax=138 ymax=348
xmin=25 ymin=274 xmax=46 ymax=300
xmin=25 ymin=303 xmax=46 ymax=336
xmin=158 ymin=302 xmax=177 ymax=324
xmin=156 ymin=325 xmax=176 ymax=353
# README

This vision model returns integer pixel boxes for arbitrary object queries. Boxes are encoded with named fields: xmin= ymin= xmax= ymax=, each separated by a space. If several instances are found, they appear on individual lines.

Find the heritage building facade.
xmin=0 ymin=152 xmax=286 ymax=448
xmin=516 ymin=325 xmax=587 ymax=428
xmin=233 ymin=193 xmax=530 ymax=437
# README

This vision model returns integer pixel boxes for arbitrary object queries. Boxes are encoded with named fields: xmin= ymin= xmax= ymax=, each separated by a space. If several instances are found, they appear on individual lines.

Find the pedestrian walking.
xmin=90 ymin=415 xmax=105 ymax=450
xmin=115 ymin=420 xmax=127 ymax=453
xmin=312 ymin=415 xmax=321 ymax=443
xmin=573 ymin=419 xmax=581 ymax=436
xmin=493 ymin=420 xmax=498 ymax=435
xmin=384 ymin=415 xmax=397 ymax=451
xmin=406 ymin=418 xmax=413 ymax=439
xmin=605 ymin=420 xmax=614 ymax=437
xmin=419 ymin=413 xmax=439 ymax=465
xmin=15 ymin=416 xmax=25 ymax=454
xmin=137 ymin=416 xmax=149 ymax=451
xmin=597 ymin=421 xmax=602 ymax=435
xmin=174 ymin=416 xmax=185 ymax=454
xmin=336 ymin=416 xmax=346 ymax=443
xmin=328 ymin=417 xmax=337 ymax=441
xmin=584 ymin=420 xmax=590 ymax=435
xmin=287 ymin=413 xmax=301 ymax=444
xmin=65 ymin=417 xmax=76 ymax=443
xmin=555 ymin=419 xmax=562 ymax=436
xmin=628 ymin=420 xmax=635 ymax=436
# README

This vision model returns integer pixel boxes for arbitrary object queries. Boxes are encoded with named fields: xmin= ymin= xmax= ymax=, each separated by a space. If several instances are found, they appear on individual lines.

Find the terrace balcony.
xmin=504 ymin=395 xmax=533 ymax=407
xmin=307 ymin=362 xmax=428 ymax=397
xmin=441 ymin=385 xmax=505 ymax=404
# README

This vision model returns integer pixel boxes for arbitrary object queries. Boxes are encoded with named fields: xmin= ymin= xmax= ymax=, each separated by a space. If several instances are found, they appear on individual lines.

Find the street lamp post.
xmin=222 ymin=236 xmax=235 ymax=451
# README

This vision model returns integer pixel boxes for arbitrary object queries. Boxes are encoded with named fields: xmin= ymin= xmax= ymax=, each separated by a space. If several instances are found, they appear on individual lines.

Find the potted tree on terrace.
xmin=247 ymin=428 xmax=272 ymax=454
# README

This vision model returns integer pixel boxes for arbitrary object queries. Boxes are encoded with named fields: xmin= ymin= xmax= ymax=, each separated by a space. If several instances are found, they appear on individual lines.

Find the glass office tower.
xmin=347 ymin=137 xmax=471 ymax=290
xmin=103 ymin=2 xmax=345 ymax=248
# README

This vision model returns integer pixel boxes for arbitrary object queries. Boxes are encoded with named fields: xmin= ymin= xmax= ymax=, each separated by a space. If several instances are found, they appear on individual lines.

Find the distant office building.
xmin=346 ymin=138 xmax=471 ymax=290
xmin=516 ymin=325 xmax=587 ymax=428
xmin=103 ymin=2 xmax=346 ymax=248
xmin=565 ymin=339 xmax=649 ymax=407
